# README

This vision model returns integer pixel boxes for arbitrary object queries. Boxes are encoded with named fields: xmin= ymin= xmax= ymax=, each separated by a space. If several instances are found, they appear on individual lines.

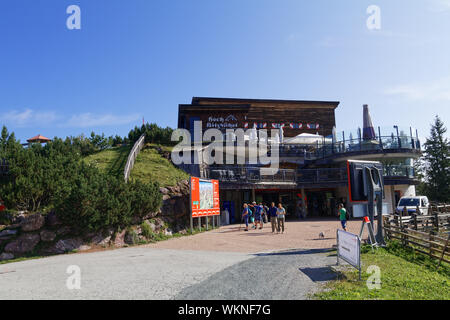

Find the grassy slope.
xmin=314 ymin=242 xmax=450 ymax=300
xmin=130 ymin=145 xmax=189 ymax=187
xmin=83 ymin=144 xmax=189 ymax=187
xmin=83 ymin=145 xmax=131 ymax=178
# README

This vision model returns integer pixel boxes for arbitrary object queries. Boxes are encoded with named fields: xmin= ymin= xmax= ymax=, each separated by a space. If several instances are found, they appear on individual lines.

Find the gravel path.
xmin=175 ymin=248 xmax=337 ymax=300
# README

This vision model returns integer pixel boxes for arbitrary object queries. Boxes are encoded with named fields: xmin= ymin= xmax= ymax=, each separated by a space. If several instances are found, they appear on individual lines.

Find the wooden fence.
xmin=123 ymin=134 xmax=145 ymax=182
xmin=383 ymin=211 xmax=450 ymax=266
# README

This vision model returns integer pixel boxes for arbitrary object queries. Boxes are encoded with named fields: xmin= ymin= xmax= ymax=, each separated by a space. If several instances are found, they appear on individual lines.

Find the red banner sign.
xmin=190 ymin=177 xmax=220 ymax=217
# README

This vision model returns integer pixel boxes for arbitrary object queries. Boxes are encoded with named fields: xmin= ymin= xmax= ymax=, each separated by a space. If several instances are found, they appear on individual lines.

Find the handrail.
xmin=124 ymin=134 xmax=145 ymax=182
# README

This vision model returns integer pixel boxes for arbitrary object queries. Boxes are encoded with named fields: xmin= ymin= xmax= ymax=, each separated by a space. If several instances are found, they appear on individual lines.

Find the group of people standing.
xmin=241 ymin=202 xmax=286 ymax=233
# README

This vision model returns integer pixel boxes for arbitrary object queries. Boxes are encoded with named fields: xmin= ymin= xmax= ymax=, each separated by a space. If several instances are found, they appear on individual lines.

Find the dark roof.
xmin=191 ymin=97 xmax=340 ymax=107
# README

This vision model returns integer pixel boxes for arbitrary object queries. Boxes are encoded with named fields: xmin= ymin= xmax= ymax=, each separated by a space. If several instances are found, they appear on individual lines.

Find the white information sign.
xmin=337 ymin=230 xmax=361 ymax=270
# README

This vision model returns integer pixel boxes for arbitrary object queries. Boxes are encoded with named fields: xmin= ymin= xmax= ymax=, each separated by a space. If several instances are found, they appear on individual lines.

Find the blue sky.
xmin=1 ymin=0 xmax=449 ymax=143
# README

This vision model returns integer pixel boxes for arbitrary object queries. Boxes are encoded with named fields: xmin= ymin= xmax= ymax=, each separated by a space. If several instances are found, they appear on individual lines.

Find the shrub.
xmin=140 ymin=221 xmax=153 ymax=239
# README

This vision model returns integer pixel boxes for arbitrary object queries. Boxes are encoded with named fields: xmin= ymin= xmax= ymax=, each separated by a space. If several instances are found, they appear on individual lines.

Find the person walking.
xmin=241 ymin=203 xmax=250 ymax=232
xmin=253 ymin=202 xmax=263 ymax=230
xmin=276 ymin=203 xmax=286 ymax=234
xmin=249 ymin=202 xmax=256 ymax=229
xmin=269 ymin=202 xmax=278 ymax=233
xmin=338 ymin=203 xmax=347 ymax=231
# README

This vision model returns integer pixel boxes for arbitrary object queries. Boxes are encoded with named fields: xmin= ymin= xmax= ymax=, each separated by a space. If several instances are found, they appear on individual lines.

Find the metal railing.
xmin=297 ymin=168 xmax=348 ymax=184
xmin=383 ymin=164 xmax=415 ymax=178
xmin=207 ymin=167 xmax=296 ymax=184
xmin=124 ymin=134 xmax=145 ymax=182
xmin=208 ymin=165 xmax=415 ymax=186
xmin=266 ymin=135 xmax=421 ymax=159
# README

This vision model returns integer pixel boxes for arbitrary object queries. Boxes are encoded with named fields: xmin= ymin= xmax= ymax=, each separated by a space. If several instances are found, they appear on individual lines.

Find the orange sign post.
xmin=190 ymin=177 xmax=220 ymax=233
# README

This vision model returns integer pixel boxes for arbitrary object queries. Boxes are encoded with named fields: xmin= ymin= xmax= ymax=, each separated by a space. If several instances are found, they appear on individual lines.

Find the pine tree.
xmin=422 ymin=116 xmax=450 ymax=202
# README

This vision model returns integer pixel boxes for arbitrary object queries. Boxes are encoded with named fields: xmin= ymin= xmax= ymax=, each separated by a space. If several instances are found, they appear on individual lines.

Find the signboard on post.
xmin=337 ymin=230 xmax=361 ymax=280
xmin=190 ymin=177 xmax=220 ymax=232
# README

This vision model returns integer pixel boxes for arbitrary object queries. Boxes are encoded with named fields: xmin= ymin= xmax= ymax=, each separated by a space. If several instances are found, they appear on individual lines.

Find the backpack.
xmin=247 ymin=207 xmax=253 ymax=217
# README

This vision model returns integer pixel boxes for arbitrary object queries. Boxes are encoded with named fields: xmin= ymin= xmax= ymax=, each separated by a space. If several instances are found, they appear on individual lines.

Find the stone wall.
xmin=0 ymin=179 xmax=191 ymax=262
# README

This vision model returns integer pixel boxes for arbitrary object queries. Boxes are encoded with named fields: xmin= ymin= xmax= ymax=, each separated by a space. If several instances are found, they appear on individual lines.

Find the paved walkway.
xmin=146 ymin=218 xmax=365 ymax=253
xmin=0 ymin=218 xmax=363 ymax=299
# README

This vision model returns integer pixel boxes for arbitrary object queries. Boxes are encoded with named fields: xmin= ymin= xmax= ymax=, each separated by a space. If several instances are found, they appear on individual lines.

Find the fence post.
xmin=434 ymin=210 xmax=439 ymax=232
xmin=430 ymin=232 xmax=434 ymax=259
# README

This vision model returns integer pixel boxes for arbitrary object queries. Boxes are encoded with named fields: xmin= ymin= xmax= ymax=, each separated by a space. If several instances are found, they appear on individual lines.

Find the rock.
xmin=142 ymin=220 xmax=156 ymax=232
xmin=45 ymin=211 xmax=62 ymax=227
xmin=0 ymin=253 xmax=14 ymax=261
xmin=12 ymin=213 xmax=26 ymax=224
xmin=178 ymin=229 xmax=187 ymax=235
xmin=113 ymin=230 xmax=126 ymax=248
xmin=162 ymin=195 xmax=171 ymax=201
xmin=159 ymin=187 xmax=169 ymax=195
xmin=91 ymin=229 xmax=113 ymax=246
xmin=78 ymin=245 xmax=91 ymax=251
xmin=20 ymin=213 xmax=45 ymax=232
xmin=0 ymin=229 xmax=18 ymax=240
xmin=5 ymin=223 xmax=21 ymax=230
xmin=40 ymin=230 xmax=56 ymax=242
xmin=164 ymin=229 xmax=173 ymax=237
xmin=125 ymin=227 xmax=141 ymax=245
xmin=154 ymin=218 xmax=165 ymax=232
xmin=54 ymin=238 xmax=83 ymax=253
xmin=56 ymin=226 xmax=71 ymax=236
xmin=4 ymin=233 xmax=40 ymax=254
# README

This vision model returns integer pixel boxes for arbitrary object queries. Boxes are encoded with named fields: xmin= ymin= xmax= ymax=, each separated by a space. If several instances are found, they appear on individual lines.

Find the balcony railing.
xmin=383 ymin=164 xmax=415 ymax=178
xmin=267 ymin=135 xmax=421 ymax=159
xmin=207 ymin=167 xmax=296 ymax=184
xmin=297 ymin=168 xmax=348 ymax=184
xmin=207 ymin=165 xmax=416 ymax=186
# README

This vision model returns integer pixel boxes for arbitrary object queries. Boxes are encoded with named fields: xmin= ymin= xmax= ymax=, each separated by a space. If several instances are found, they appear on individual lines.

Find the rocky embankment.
xmin=0 ymin=179 xmax=190 ymax=261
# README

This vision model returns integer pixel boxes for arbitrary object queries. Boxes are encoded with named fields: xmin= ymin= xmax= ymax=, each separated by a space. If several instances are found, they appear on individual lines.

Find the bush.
xmin=54 ymin=169 xmax=162 ymax=232
xmin=140 ymin=221 xmax=153 ymax=239
xmin=0 ymin=126 xmax=162 ymax=232
xmin=128 ymin=123 xmax=175 ymax=146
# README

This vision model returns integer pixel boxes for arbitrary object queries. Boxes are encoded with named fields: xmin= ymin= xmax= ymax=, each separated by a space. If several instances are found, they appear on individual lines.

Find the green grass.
xmin=314 ymin=241 xmax=450 ymax=300
xmin=83 ymin=145 xmax=131 ymax=178
xmin=130 ymin=145 xmax=189 ymax=187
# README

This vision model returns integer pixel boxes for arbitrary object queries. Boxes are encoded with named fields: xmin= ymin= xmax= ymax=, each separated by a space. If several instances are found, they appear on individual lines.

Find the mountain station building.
xmin=177 ymin=97 xmax=422 ymax=223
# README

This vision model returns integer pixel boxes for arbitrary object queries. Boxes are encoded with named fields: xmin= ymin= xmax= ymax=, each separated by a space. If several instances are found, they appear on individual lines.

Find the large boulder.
xmin=45 ymin=211 xmax=62 ymax=227
xmin=56 ymin=226 xmax=71 ymax=236
xmin=0 ymin=253 xmax=14 ymax=261
xmin=4 ymin=233 xmax=40 ymax=254
xmin=91 ymin=228 xmax=114 ymax=246
xmin=113 ymin=230 xmax=126 ymax=248
xmin=40 ymin=230 xmax=56 ymax=242
xmin=54 ymin=238 xmax=83 ymax=253
xmin=20 ymin=213 xmax=45 ymax=232
xmin=0 ymin=229 xmax=18 ymax=240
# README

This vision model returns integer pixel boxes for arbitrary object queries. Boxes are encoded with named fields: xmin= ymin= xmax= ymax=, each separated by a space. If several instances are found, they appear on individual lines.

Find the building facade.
xmin=177 ymin=97 xmax=421 ymax=223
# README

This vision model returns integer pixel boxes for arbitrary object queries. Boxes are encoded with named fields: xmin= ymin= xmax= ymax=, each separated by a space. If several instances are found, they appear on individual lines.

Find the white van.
xmin=396 ymin=196 xmax=430 ymax=215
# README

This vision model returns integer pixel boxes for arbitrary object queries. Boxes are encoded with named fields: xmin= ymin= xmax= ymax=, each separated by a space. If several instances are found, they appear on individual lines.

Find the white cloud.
xmin=0 ymin=108 xmax=140 ymax=128
xmin=63 ymin=112 xmax=141 ymax=128
xmin=384 ymin=76 xmax=450 ymax=102
xmin=0 ymin=109 xmax=58 ymax=127
xmin=428 ymin=0 xmax=450 ymax=12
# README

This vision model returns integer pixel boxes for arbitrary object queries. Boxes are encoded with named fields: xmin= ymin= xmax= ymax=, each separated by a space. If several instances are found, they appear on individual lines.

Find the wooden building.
xmin=178 ymin=97 xmax=339 ymax=138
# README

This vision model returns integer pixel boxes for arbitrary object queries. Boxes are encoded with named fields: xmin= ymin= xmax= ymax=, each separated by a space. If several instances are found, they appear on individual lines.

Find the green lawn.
xmin=314 ymin=241 xmax=450 ymax=300
xmin=83 ymin=145 xmax=131 ymax=178
xmin=129 ymin=145 xmax=189 ymax=187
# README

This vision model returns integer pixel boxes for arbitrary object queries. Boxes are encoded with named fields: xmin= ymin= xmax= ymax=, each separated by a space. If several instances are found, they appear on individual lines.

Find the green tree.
xmin=421 ymin=116 xmax=450 ymax=202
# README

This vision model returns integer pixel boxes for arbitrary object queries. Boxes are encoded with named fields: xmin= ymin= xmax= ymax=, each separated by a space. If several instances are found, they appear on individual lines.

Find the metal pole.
xmin=213 ymin=214 xmax=215 ymax=229
xmin=189 ymin=178 xmax=193 ymax=234
xmin=336 ymin=229 xmax=340 ymax=266
xmin=198 ymin=216 xmax=201 ymax=231
xmin=206 ymin=216 xmax=209 ymax=230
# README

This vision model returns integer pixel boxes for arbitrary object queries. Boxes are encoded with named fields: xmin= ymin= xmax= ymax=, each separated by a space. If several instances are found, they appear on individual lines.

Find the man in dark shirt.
xmin=269 ymin=202 xmax=278 ymax=233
